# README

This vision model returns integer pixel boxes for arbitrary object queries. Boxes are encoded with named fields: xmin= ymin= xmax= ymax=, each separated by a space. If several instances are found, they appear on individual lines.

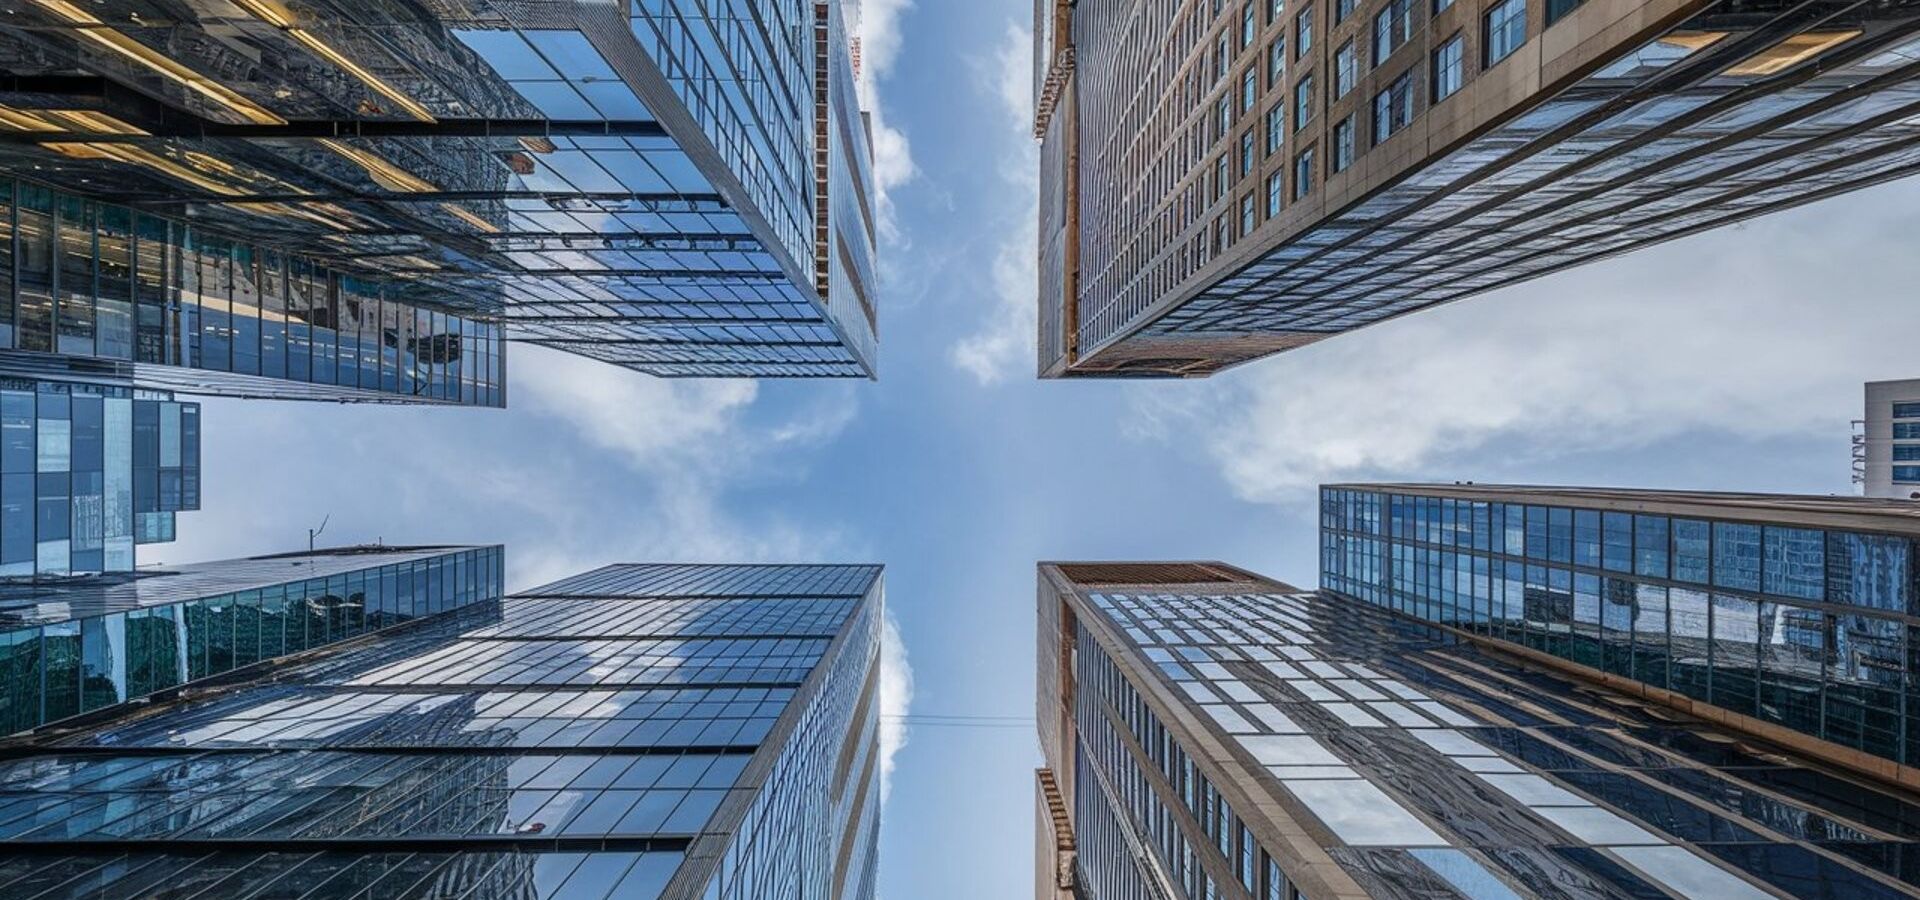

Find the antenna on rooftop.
xmin=309 ymin=514 xmax=330 ymax=554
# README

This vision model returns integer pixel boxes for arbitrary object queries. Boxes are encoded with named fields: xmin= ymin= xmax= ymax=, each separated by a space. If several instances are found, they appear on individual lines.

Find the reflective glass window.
xmin=1713 ymin=523 xmax=1762 ymax=592
xmin=1824 ymin=532 xmax=1910 ymax=614
xmin=1573 ymin=509 xmax=1601 ymax=567
xmin=1485 ymin=0 xmax=1527 ymax=65
xmin=1673 ymin=519 xmax=1711 ymax=584
xmin=1762 ymin=526 xmax=1823 ymax=601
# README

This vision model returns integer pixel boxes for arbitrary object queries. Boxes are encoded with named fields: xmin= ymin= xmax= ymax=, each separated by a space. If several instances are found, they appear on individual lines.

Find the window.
xmin=1218 ymin=96 xmax=1233 ymax=137
xmin=1433 ymin=33 xmax=1464 ymax=100
xmin=1335 ymin=41 xmax=1357 ymax=97
xmin=1895 ymin=423 xmax=1920 ymax=439
xmin=1634 ymin=515 xmax=1668 ymax=578
xmin=1240 ymin=192 xmax=1256 ymax=235
xmin=1713 ymin=522 xmax=1762 ymax=591
xmin=1271 ymin=0 xmax=1286 ymax=24
xmin=1436 ymin=0 xmax=1454 ymax=11
xmin=1243 ymin=70 xmax=1258 ymax=111
xmin=1825 ymin=532 xmax=1909 ymax=612
xmin=1894 ymin=402 xmax=1920 ymax=418
xmin=1763 ymin=526 xmax=1824 ymax=600
xmin=1266 ymin=171 xmax=1284 ymax=216
xmin=1332 ymin=116 xmax=1354 ymax=172
xmin=1374 ymin=0 xmax=1413 ymax=65
xmin=1546 ymin=0 xmax=1584 ymax=25
xmin=1269 ymin=38 xmax=1287 ymax=86
xmin=1485 ymin=0 xmax=1527 ymax=66
xmin=1293 ymin=147 xmax=1314 ymax=199
xmin=1241 ymin=130 xmax=1256 ymax=175
xmin=1894 ymin=445 xmax=1920 ymax=461
xmin=1294 ymin=74 xmax=1314 ymax=130
xmin=1243 ymin=2 xmax=1258 ymax=46
xmin=1266 ymin=103 xmax=1286 ymax=153
xmin=1674 ymin=519 xmax=1711 ymax=583
xmin=1372 ymin=72 xmax=1414 ymax=143
xmin=1296 ymin=7 xmax=1314 ymax=57
xmin=1335 ymin=0 xmax=1358 ymax=24
xmin=1896 ymin=466 xmax=1920 ymax=483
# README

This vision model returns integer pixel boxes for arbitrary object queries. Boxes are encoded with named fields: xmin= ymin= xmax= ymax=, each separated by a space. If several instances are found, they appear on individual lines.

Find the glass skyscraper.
xmin=1037 ymin=0 xmax=1920 ymax=377
xmin=0 ymin=375 xmax=197 ymax=579
xmin=1320 ymin=483 xmax=1920 ymax=784
xmin=0 ymin=561 xmax=883 ymax=900
xmin=0 ymin=543 xmax=503 ymax=736
xmin=0 ymin=0 xmax=879 ymax=378
xmin=1038 ymin=560 xmax=1920 ymax=900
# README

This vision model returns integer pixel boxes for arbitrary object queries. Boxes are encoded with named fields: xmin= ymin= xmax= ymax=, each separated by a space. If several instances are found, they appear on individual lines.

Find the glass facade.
xmin=1042 ymin=563 xmax=1920 ymax=900
xmin=0 ymin=376 xmax=197 ymax=578
xmin=0 ymin=180 xmax=504 ymax=406
xmin=0 ymin=2 xmax=879 ymax=379
xmin=0 ymin=561 xmax=879 ymax=900
xmin=0 ymin=545 xmax=501 ymax=735
xmin=1043 ymin=0 xmax=1920 ymax=376
xmin=1321 ymin=485 xmax=1920 ymax=768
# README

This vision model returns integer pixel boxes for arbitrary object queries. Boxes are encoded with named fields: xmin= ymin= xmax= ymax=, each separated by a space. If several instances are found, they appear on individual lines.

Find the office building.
xmin=0 ymin=375 xmax=198 ymax=579
xmin=0 ymin=0 xmax=878 ymax=379
xmin=0 ymin=543 xmax=503 ymax=736
xmin=0 ymin=561 xmax=883 ymax=900
xmin=1860 ymin=379 xmax=1920 ymax=499
xmin=1321 ymin=483 xmax=1920 ymax=784
xmin=1038 ymin=560 xmax=1920 ymax=899
xmin=1036 ymin=0 xmax=1920 ymax=377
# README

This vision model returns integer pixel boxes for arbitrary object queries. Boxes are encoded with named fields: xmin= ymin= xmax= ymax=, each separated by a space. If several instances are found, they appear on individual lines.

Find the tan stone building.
xmin=1036 ymin=0 xmax=1920 ymax=377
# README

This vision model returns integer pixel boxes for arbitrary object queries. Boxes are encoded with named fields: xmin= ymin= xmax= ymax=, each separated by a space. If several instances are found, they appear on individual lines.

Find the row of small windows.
xmin=1891 ymin=397 xmax=1920 ymax=481
xmin=1076 ymin=623 xmax=1307 ymax=900
xmin=1082 ymin=0 xmax=1575 ymax=346
xmin=1321 ymin=488 xmax=1916 ymax=612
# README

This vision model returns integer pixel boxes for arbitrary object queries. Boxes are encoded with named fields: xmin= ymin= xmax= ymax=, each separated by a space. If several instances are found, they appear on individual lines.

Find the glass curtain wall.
xmin=0 ymin=545 xmax=504 ymax=735
xmin=0 ymin=179 xmax=503 ymax=407
xmin=1321 ymin=487 xmax=1916 ymax=767
xmin=0 ymin=377 xmax=196 ymax=578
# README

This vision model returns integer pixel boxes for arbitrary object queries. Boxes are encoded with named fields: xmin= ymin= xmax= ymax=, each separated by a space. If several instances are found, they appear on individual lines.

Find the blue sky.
xmin=158 ymin=1 xmax=1920 ymax=896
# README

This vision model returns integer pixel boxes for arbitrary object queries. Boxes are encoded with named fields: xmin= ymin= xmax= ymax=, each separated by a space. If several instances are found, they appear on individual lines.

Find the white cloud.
xmin=877 ymin=604 xmax=915 ymax=802
xmin=950 ymin=23 xmax=1040 ymax=384
xmin=512 ymin=347 xmax=760 ymax=473
xmin=172 ymin=344 xmax=865 ymax=590
xmin=1135 ymin=179 xmax=1920 ymax=503
xmin=852 ymin=0 xmax=911 ymax=87
xmin=849 ymin=0 xmax=918 ymax=241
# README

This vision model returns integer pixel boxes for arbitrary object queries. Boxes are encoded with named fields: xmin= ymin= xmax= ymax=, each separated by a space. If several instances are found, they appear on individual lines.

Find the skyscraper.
xmin=0 ymin=0 xmax=878 ymax=378
xmin=0 ymin=561 xmax=884 ymax=900
xmin=0 ymin=543 xmax=505 ymax=735
xmin=1860 ymin=379 xmax=1920 ymax=500
xmin=1038 ymin=560 xmax=1920 ymax=899
xmin=1036 ymin=0 xmax=1920 ymax=377
xmin=1321 ymin=483 xmax=1920 ymax=785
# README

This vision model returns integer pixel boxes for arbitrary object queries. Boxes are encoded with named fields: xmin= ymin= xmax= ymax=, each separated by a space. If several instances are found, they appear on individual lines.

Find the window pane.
xmin=1673 ymin=519 xmax=1711 ymax=583
xmin=1713 ymin=523 xmax=1762 ymax=592
xmin=1762 ymin=526 xmax=1823 ymax=600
